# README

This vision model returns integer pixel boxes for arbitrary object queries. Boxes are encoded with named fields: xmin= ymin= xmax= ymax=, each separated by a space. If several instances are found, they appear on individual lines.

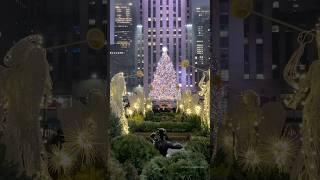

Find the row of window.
xmin=148 ymin=20 xmax=182 ymax=28
xmin=147 ymin=0 xmax=183 ymax=16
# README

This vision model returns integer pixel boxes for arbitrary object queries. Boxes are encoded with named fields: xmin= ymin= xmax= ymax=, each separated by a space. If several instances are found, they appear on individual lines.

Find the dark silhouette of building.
xmin=1 ymin=0 xmax=108 ymax=95
xmin=0 ymin=0 xmax=109 ymax=129
xmin=211 ymin=0 xmax=319 ymax=121
xmin=211 ymin=0 xmax=276 ymax=114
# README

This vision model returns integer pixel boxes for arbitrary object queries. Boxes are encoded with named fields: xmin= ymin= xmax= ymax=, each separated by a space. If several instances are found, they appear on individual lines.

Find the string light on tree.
xmin=149 ymin=47 xmax=180 ymax=101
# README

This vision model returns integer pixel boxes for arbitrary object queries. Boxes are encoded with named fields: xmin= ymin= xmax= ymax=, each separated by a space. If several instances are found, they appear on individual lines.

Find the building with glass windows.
xmin=211 ymin=0 xmax=276 ymax=113
xmin=193 ymin=6 xmax=211 ymax=87
xmin=136 ymin=0 xmax=194 ymax=93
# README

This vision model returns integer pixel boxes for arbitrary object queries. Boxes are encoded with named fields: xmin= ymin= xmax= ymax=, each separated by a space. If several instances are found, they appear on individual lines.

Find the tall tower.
xmin=112 ymin=0 xmax=136 ymax=89
xmin=114 ymin=1 xmax=135 ymax=52
xmin=137 ymin=0 xmax=193 ymax=94
xmin=211 ymin=0 xmax=277 ymax=113
xmin=193 ymin=6 xmax=211 ymax=87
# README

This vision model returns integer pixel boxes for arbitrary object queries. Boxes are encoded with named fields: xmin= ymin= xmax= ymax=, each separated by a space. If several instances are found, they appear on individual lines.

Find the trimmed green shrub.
xmin=144 ymin=111 xmax=154 ymax=121
xmin=122 ymin=161 xmax=139 ymax=180
xmin=145 ymin=112 xmax=178 ymax=122
xmin=141 ymin=151 xmax=209 ymax=180
xmin=183 ymin=115 xmax=201 ymax=129
xmin=150 ymin=116 xmax=163 ymax=122
xmin=156 ymin=112 xmax=176 ymax=117
xmin=174 ymin=113 xmax=184 ymax=122
xmin=108 ymin=157 xmax=127 ymax=180
xmin=111 ymin=135 xmax=159 ymax=173
xmin=140 ymin=156 xmax=169 ymax=180
xmin=128 ymin=112 xmax=202 ymax=133
xmin=60 ymin=167 xmax=107 ymax=180
xmin=128 ymin=121 xmax=197 ymax=133
xmin=185 ymin=136 xmax=210 ymax=163
xmin=128 ymin=113 xmax=144 ymax=123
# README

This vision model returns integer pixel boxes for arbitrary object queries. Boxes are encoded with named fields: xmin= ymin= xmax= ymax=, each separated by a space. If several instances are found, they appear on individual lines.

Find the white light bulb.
xmin=162 ymin=46 xmax=168 ymax=53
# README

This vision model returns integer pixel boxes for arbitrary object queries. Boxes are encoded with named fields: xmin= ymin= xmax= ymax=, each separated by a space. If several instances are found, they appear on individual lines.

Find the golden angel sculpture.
xmin=0 ymin=35 xmax=52 ymax=177
xmin=0 ymin=94 xmax=5 ymax=135
xmin=110 ymin=72 xmax=128 ymax=134
xmin=283 ymin=29 xmax=320 ymax=180
xmin=222 ymin=90 xmax=290 ymax=171
xmin=177 ymin=90 xmax=201 ymax=115
xmin=198 ymin=71 xmax=210 ymax=131
xmin=128 ymin=86 xmax=145 ymax=115
xmin=57 ymin=89 xmax=108 ymax=167
xmin=239 ymin=90 xmax=262 ymax=147
xmin=128 ymin=86 xmax=152 ymax=116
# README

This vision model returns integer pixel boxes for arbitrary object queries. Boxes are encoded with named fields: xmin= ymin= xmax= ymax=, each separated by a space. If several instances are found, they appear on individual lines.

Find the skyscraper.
xmin=193 ymin=6 xmax=210 ymax=87
xmin=136 ymin=0 xmax=194 ymax=94
xmin=112 ymin=0 xmax=136 ymax=89
xmin=0 ymin=0 xmax=109 ymax=127
xmin=114 ymin=1 xmax=135 ymax=52
xmin=211 ymin=0 xmax=278 ymax=113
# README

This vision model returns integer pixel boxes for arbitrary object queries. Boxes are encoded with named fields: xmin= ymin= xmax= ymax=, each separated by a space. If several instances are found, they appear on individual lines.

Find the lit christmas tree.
xmin=149 ymin=47 xmax=180 ymax=101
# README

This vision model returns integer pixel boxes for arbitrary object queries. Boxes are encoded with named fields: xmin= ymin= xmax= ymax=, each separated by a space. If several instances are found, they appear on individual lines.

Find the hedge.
xmin=141 ymin=151 xmax=209 ymax=180
xmin=111 ymin=135 xmax=159 ymax=173
xmin=185 ymin=136 xmax=210 ymax=163
xmin=128 ymin=121 xmax=197 ymax=133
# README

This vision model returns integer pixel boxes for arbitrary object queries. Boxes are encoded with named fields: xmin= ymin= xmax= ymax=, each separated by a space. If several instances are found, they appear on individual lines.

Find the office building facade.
xmin=136 ymin=0 xmax=194 ymax=94
xmin=112 ymin=0 xmax=136 ymax=89
xmin=193 ymin=6 xmax=211 ymax=87
xmin=211 ymin=0 xmax=278 ymax=113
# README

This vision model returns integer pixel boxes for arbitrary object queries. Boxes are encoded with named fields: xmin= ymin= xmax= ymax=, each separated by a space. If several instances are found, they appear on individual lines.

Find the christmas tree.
xmin=149 ymin=47 xmax=180 ymax=101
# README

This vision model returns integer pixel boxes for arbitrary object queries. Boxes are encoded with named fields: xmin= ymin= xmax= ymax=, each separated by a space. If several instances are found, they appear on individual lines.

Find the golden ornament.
xmin=181 ymin=60 xmax=190 ymax=68
xmin=231 ymin=0 xmax=253 ymax=19
xmin=136 ymin=70 xmax=144 ymax=78
xmin=86 ymin=28 xmax=105 ymax=50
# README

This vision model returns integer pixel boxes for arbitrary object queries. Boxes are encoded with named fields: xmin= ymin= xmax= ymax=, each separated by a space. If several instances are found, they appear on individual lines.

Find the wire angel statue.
xmin=177 ymin=90 xmax=201 ymax=115
xmin=198 ymin=71 xmax=210 ymax=131
xmin=110 ymin=72 xmax=128 ymax=134
xmin=0 ymin=92 xmax=5 ymax=136
xmin=57 ymin=89 xmax=109 ymax=167
xmin=128 ymin=86 xmax=145 ymax=115
xmin=239 ymin=90 xmax=262 ymax=147
xmin=283 ymin=28 xmax=320 ymax=180
xmin=0 ymin=35 xmax=52 ymax=177
xmin=128 ymin=86 xmax=152 ymax=116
